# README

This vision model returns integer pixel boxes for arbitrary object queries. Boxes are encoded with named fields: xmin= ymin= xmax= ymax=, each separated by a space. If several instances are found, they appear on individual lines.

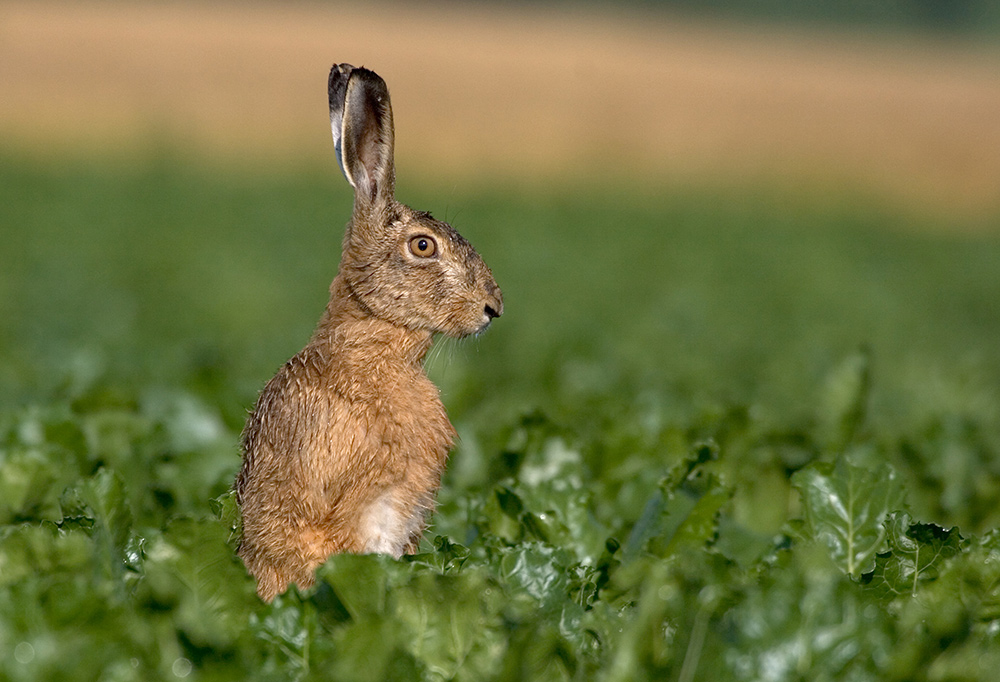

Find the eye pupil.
xmin=418 ymin=239 xmax=428 ymax=251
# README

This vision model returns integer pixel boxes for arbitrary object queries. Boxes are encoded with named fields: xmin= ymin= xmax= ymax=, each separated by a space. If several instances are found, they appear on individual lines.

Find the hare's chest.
xmin=353 ymin=383 xmax=454 ymax=555
xmin=379 ymin=373 xmax=455 ymax=466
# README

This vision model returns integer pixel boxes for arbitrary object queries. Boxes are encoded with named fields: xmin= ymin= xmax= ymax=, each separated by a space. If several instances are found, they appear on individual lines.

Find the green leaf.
xmin=407 ymin=535 xmax=473 ymax=574
xmin=496 ymin=541 xmax=574 ymax=616
xmin=0 ymin=406 xmax=90 ymax=524
xmin=317 ymin=556 xmax=509 ymax=682
xmin=865 ymin=512 xmax=964 ymax=600
xmin=898 ymin=415 xmax=1000 ymax=533
xmin=136 ymin=516 xmax=258 ymax=649
xmin=0 ymin=522 xmax=93 ymax=589
xmin=0 ymin=448 xmax=62 ymax=524
xmin=516 ymin=437 xmax=610 ymax=562
xmin=251 ymin=591 xmax=318 ymax=680
xmin=59 ymin=468 xmax=133 ymax=585
xmin=599 ymin=548 xmax=741 ymax=682
xmin=974 ymin=529 xmax=1000 ymax=622
xmin=470 ymin=436 xmax=611 ymax=565
xmin=393 ymin=570 xmax=507 ymax=682
xmin=644 ymin=475 xmax=731 ymax=560
xmin=598 ymin=559 xmax=678 ymax=681
xmin=791 ymin=456 xmax=905 ymax=576
xmin=0 ymin=523 xmax=161 ymax=682
xmin=328 ymin=618 xmax=417 ymax=682
xmin=816 ymin=350 xmax=871 ymax=451
xmin=315 ymin=553 xmax=402 ymax=619
xmin=875 ymin=528 xmax=1000 ymax=679
xmin=625 ymin=441 xmax=731 ymax=559
xmin=725 ymin=543 xmax=894 ymax=682
xmin=210 ymin=489 xmax=242 ymax=549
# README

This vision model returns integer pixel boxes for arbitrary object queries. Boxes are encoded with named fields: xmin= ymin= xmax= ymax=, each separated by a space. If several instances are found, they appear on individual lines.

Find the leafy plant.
xmin=2 ymin=155 xmax=999 ymax=679
xmin=2 ymin=379 xmax=999 ymax=681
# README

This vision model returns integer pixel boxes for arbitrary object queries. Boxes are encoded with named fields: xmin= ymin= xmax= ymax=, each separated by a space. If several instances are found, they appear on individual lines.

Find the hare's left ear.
xmin=328 ymin=63 xmax=395 ymax=209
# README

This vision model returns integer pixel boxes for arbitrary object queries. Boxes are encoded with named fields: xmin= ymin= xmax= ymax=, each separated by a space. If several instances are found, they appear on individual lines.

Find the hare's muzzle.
xmin=477 ymin=289 xmax=503 ymax=334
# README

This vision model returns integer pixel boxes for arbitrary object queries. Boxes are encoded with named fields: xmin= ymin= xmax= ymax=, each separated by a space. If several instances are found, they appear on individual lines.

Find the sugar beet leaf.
xmin=865 ymin=512 xmax=964 ymax=601
xmin=791 ymin=456 xmax=905 ymax=576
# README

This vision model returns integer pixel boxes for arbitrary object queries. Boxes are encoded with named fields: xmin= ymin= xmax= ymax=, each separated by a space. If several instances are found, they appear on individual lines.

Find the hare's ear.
xmin=328 ymin=63 xmax=395 ymax=209
xmin=328 ymin=63 xmax=354 ymax=183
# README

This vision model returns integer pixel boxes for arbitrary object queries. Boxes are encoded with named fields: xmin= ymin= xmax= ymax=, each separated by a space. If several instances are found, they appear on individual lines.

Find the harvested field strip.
xmin=2 ymin=1 xmax=999 ymax=216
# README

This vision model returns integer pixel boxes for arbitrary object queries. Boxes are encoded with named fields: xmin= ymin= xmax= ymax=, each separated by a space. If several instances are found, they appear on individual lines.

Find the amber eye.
xmin=408 ymin=235 xmax=437 ymax=258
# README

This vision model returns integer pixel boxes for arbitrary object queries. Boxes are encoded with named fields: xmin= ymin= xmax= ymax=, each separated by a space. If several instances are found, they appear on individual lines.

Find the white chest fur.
xmin=358 ymin=490 xmax=425 ymax=557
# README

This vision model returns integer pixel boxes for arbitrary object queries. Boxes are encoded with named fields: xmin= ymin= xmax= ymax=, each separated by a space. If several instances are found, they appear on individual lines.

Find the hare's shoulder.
xmin=242 ymin=344 xmax=451 ymax=470
xmin=242 ymin=349 xmax=336 ymax=449
xmin=238 ymin=351 xmax=344 ymax=493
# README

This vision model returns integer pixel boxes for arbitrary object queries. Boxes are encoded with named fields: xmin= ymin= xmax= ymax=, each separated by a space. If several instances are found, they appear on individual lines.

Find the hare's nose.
xmin=484 ymin=284 xmax=503 ymax=320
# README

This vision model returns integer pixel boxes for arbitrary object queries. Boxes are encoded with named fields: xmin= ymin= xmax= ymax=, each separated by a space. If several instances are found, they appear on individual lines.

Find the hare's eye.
xmin=409 ymin=235 xmax=437 ymax=258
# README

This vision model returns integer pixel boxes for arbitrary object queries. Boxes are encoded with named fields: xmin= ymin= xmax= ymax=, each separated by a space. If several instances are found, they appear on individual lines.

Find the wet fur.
xmin=235 ymin=64 xmax=502 ymax=601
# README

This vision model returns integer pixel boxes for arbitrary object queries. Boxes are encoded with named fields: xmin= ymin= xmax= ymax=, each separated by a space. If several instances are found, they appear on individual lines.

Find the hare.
xmin=235 ymin=63 xmax=503 ymax=601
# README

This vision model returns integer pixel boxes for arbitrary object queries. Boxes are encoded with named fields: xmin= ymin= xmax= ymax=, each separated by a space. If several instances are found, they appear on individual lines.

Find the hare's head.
xmin=328 ymin=64 xmax=502 ymax=338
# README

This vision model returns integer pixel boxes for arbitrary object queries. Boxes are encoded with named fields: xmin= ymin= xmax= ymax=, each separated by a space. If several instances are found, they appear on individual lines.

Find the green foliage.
xmin=864 ymin=512 xmax=964 ymax=601
xmin=3 ymin=385 xmax=1000 ymax=680
xmin=792 ymin=456 xmax=905 ymax=576
xmin=1 ymin=155 xmax=1000 ymax=678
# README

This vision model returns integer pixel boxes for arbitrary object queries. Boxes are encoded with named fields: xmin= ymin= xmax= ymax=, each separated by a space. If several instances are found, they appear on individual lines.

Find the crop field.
xmin=2 ymin=2 xmax=1000 ymax=681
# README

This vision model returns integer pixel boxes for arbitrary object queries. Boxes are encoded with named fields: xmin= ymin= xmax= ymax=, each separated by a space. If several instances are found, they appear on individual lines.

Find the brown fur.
xmin=235 ymin=64 xmax=502 ymax=601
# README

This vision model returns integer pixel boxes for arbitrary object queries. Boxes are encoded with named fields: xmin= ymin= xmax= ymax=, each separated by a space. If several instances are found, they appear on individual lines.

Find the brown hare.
xmin=235 ymin=64 xmax=503 ymax=601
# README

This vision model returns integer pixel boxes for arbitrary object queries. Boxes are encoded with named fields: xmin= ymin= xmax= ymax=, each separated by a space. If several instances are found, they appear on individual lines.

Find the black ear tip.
xmin=330 ymin=63 xmax=355 ymax=79
xmin=328 ymin=63 xmax=355 ymax=102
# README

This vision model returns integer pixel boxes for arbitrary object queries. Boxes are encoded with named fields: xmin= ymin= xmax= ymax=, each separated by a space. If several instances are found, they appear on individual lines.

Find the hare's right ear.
xmin=328 ymin=63 xmax=395 ymax=210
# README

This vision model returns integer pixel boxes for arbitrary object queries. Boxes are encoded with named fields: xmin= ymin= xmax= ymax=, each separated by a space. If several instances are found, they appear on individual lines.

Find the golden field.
xmin=2 ymin=0 xmax=999 ymax=217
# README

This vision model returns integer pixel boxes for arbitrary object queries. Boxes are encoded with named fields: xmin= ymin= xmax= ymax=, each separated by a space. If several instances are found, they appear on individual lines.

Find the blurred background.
xmin=2 ymin=0 xmax=999 ymax=527
xmin=4 ymin=1 xmax=1000 ymax=208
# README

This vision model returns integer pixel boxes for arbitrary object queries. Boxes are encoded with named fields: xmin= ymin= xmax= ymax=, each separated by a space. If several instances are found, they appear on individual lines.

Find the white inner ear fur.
xmin=331 ymin=117 xmax=354 ymax=187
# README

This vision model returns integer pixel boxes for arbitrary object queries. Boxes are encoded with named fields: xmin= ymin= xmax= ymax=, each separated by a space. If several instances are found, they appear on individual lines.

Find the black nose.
xmin=485 ymin=304 xmax=501 ymax=320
